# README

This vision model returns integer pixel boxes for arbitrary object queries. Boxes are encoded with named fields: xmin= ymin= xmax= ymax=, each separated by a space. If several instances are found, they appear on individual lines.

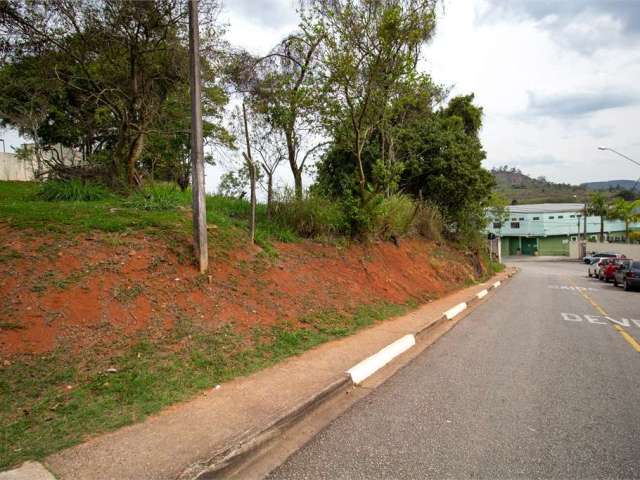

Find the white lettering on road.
xmin=561 ymin=313 xmax=640 ymax=328
xmin=561 ymin=312 xmax=583 ymax=322
xmin=549 ymin=285 xmax=598 ymax=291
xmin=607 ymin=317 xmax=630 ymax=327
xmin=585 ymin=314 xmax=607 ymax=325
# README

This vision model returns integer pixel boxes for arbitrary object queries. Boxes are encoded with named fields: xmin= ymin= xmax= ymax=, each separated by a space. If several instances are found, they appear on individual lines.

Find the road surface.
xmin=269 ymin=258 xmax=640 ymax=479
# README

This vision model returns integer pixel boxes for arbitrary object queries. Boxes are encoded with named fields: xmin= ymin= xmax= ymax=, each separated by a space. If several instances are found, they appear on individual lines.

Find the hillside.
xmin=0 ymin=180 xmax=489 ymax=469
xmin=492 ymin=168 xmax=637 ymax=204
xmin=492 ymin=168 xmax=589 ymax=204
xmin=581 ymin=179 xmax=638 ymax=190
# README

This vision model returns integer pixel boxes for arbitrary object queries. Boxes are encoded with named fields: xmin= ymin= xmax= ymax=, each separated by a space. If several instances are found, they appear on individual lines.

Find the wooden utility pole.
xmin=242 ymin=102 xmax=257 ymax=244
xmin=188 ymin=0 xmax=208 ymax=273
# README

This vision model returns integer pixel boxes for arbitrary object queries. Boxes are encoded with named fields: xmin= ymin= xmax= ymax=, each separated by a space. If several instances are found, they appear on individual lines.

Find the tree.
xmin=311 ymin=0 xmax=437 ymax=202
xmin=486 ymin=192 xmax=509 ymax=233
xmin=587 ymin=192 xmax=609 ymax=242
xmin=0 ymin=0 xmax=228 ymax=186
xmin=248 ymin=30 xmax=325 ymax=200
xmin=610 ymin=198 xmax=640 ymax=243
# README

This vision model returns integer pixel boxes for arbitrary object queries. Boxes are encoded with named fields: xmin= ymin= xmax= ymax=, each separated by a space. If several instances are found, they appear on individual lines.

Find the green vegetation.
xmin=0 ymin=301 xmax=412 ymax=469
xmin=37 ymin=179 xmax=110 ymax=202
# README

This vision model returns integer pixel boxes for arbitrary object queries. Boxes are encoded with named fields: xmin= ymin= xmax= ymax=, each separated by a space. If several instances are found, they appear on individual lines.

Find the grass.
xmin=0 ymin=182 xmax=297 ymax=256
xmin=0 ymin=300 xmax=414 ymax=470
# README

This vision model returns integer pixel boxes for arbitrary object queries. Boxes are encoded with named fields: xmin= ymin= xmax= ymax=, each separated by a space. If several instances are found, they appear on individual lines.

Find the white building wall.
xmin=0 ymin=152 xmax=36 ymax=181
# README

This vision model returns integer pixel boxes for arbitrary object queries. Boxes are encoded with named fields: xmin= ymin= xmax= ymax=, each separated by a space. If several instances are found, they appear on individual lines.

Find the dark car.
xmin=613 ymin=260 xmax=640 ymax=291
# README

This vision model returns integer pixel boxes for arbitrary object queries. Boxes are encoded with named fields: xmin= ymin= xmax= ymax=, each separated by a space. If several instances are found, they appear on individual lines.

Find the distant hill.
xmin=491 ymin=167 xmax=638 ymax=204
xmin=581 ymin=179 xmax=638 ymax=190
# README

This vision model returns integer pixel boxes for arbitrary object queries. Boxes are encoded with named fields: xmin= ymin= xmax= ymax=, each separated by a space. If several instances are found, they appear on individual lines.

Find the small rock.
xmin=105 ymin=367 xmax=118 ymax=373
xmin=129 ymin=250 xmax=136 ymax=256
xmin=174 ymin=278 xmax=180 ymax=281
xmin=215 ymin=384 xmax=221 ymax=390
xmin=3 ymin=360 xmax=10 ymax=367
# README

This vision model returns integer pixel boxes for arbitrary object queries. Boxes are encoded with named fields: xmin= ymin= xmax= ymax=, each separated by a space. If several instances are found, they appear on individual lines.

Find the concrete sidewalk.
xmin=8 ymin=269 xmax=515 ymax=480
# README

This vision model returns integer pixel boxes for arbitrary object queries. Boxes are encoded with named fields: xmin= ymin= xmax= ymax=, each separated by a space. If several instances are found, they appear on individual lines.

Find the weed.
xmin=127 ymin=183 xmax=189 ymax=211
xmin=0 ymin=250 xmax=22 ymax=262
xmin=0 ymin=321 xmax=24 ymax=330
xmin=37 ymin=179 xmax=110 ymax=202
xmin=112 ymin=284 xmax=143 ymax=303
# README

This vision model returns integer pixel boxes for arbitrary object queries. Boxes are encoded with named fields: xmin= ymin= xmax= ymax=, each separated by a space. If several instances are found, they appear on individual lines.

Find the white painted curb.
xmin=492 ymin=281 xmax=501 ymax=289
xmin=444 ymin=302 xmax=467 ymax=320
xmin=347 ymin=334 xmax=416 ymax=385
xmin=476 ymin=289 xmax=488 ymax=299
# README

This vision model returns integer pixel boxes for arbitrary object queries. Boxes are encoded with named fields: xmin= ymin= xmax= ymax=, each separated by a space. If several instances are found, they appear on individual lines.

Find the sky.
xmin=2 ymin=0 xmax=640 ymax=190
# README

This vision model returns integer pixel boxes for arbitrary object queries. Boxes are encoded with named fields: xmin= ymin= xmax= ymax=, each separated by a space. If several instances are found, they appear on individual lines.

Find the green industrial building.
xmin=486 ymin=203 xmax=638 ymax=256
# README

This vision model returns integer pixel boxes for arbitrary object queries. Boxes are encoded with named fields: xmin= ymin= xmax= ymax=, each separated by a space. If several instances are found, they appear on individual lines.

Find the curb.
xmin=182 ymin=268 xmax=518 ymax=479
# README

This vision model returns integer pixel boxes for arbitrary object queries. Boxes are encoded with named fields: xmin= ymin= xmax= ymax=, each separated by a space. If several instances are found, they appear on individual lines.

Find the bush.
xmin=413 ymin=202 xmax=443 ymax=241
xmin=373 ymin=194 xmax=416 ymax=240
xmin=128 ymin=183 xmax=189 ymax=211
xmin=37 ymin=179 xmax=109 ymax=201
xmin=272 ymin=191 xmax=348 ymax=238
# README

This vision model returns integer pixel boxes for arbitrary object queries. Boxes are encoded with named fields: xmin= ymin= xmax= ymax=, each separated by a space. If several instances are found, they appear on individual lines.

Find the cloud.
xmin=477 ymin=0 xmax=640 ymax=53
xmin=224 ymin=0 xmax=299 ymax=29
xmin=526 ymin=91 xmax=639 ymax=118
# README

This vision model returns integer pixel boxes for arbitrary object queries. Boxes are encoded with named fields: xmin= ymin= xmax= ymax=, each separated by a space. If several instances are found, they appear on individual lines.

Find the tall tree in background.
xmin=587 ymin=192 xmax=609 ymax=242
xmin=611 ymin=198 xmax=640 ymax=243
xmin=310 ymin=0 xmax=437 ymax=202
xmin=251 ymin=30 xmax=325 ymax=200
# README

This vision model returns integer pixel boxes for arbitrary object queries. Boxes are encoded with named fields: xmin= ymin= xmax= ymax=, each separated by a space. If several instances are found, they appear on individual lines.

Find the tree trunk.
xmin=626 ymin=220 xmax=630 ymax=244
xmin=285 ymin=130 xmax=303 ymax=200
xmin=266 ymin=173 xmax=273 ymax=220
xmin=126 ymin=132 xmax=145 ymax=186
xmin=600 ymin=216 xmax=604 ymax=243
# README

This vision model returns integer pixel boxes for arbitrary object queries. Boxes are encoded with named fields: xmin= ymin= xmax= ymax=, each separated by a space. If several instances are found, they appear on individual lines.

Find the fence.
xmin=570 ymin=241 xmax=640 ymax=260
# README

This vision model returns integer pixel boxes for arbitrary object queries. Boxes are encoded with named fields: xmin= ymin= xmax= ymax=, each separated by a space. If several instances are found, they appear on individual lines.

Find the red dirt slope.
xmin=0 ymin=228 xmax=479 ymax=358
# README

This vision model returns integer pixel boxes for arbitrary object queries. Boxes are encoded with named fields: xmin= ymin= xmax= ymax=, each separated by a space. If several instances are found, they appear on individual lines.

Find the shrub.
xmin=272 ymin=190 xmax=348 ymax=238
xmin=37 ymin=179 xmax=109 ymax=201
xmin=373 ymin=194 xmax=416 ymax=240
xmin=413 ymin=202 xmax=443 ymax=241
xmin=128 ymin=183 xmax=188 ymax=211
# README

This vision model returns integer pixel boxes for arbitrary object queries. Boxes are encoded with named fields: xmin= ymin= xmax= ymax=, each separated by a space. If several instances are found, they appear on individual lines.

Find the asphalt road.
xmin=269 ymin=258 xmax=640 ymax=479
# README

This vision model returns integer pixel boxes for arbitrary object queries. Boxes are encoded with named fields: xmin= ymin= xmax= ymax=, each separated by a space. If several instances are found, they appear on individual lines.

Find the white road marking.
xmin=561 ymin=312 xmax=583 ymax=322
xmin=548 ymin=285 xmax=598 ymax=291
xmin=561 ymin=313 xmax=640 ymax=328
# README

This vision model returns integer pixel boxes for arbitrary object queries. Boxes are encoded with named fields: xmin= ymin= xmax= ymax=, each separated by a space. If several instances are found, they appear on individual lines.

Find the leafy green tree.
xmin=310 ymin=0 xmax=437 ymax=202
xmin=0 ymin=0 xmax=228 ymax=186
xmin=610 ymin=198 xmax=640 ymax=243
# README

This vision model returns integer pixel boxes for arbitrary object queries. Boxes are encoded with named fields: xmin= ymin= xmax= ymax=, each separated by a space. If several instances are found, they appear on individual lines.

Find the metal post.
xmin=188 ymin=0 xmax=208 ymax=273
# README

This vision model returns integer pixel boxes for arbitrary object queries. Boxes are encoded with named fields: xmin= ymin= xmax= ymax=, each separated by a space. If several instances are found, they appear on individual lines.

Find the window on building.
xmin=577 ymin=214 xmax=581 ymax=218
xmin=570 ymin=236 xmax=577 ymax=241
xmin=549 ymin=216 xmax=555 ymax=219
xmin=510 ymin=222 xmax=520 ymax=229
xmin=511 ymin=218 xmax=517 ymax=221
xmin=519 ymin=217 xmax=524 ymax=221
xmin=532 ymin=217 xmax=540 ymax=220
xmin=492 ymin=222 xmax=501 ymax=229
xmin=570 ymin=215 xmax=575 ymax=218
xmin=558 ymin=215 xmax=564 ymax=219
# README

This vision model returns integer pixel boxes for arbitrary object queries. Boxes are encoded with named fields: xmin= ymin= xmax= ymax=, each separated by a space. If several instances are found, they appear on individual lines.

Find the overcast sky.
xmin=3 ymin=0 xmax=639 ymax=189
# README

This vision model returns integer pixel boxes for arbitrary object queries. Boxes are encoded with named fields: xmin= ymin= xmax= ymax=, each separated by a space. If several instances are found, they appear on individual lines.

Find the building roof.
xmin=507 ymin=203 xmax=585 ymax=214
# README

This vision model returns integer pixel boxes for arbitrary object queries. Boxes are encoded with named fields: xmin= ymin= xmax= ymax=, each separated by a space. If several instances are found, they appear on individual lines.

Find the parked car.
xmin=601 ymin=260 xmax=619 ymax=282
xmin=613 ymin=259 xmax=640 ymax=291
xmin=583 ymin=252 xmax=619 ymax=264
xmin=588 ymin=258 xmax=609 ymax=278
